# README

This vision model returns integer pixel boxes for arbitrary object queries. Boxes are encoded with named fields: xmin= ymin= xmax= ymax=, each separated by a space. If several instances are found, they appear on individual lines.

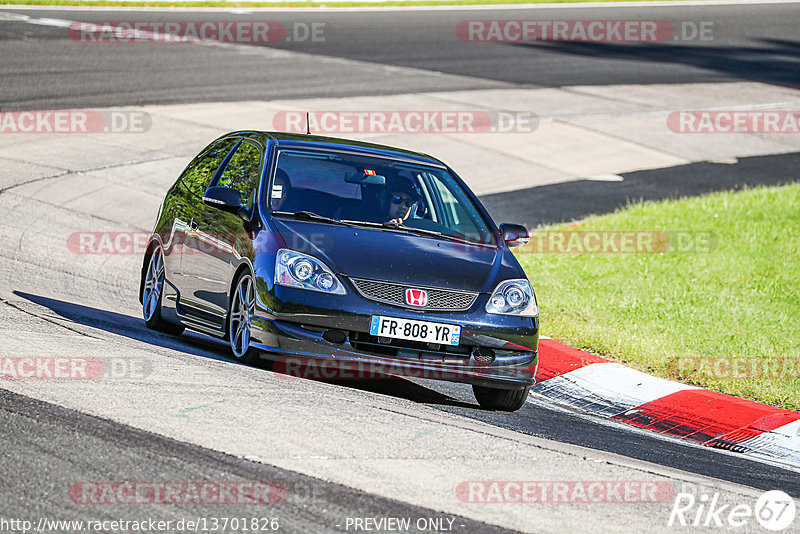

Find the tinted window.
xmin=424 ymin=172 xmax=491 ymax=238
xmin=216 ymin=141 xmax=262 ymax=210
xmin=269 ymin=149 xmax=495 ymax=246
xmin=180 ymin=138 xmax=239 ymax=197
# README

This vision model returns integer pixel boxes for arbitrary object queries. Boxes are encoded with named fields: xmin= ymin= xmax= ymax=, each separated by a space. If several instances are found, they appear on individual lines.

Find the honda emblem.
xmin=405 ymin=288 xmax=428 ymax=307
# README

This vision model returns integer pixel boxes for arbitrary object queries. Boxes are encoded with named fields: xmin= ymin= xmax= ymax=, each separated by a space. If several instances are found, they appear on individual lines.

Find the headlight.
xmin=485 ymin=279 xmax=538 ymax=317
xmin=292 ymin=259 xmax=314 ymax=281
xmin=275 ymin=249 xmax=346 ymax=295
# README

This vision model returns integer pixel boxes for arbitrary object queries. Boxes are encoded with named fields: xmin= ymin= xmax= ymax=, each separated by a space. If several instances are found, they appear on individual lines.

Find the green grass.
xmin=517 ymin=183 xmax=800 ymax=411
xmin=0 ymin=0 xmax=690 ymax=7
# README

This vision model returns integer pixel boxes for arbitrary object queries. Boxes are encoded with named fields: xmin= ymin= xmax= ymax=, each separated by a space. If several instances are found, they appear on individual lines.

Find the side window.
xmin=424 ymin=172 xmax=489 ymax=237
xmin=180 ymin=138 xmax=239 ymax=198
xmin=215 ymin=142 xmax=263 ymax=211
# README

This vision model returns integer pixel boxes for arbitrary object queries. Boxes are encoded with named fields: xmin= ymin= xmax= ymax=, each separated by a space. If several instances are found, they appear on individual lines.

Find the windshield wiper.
xmin=333 ymin=217 xmax=485 ymax=245
xmin=380 ymin=221 xmax=443 ymax=237
xmin=273 ymin=211 xmax=360 ymax=228
xmin=337 ymin=219 xmax=440 ymax=236
xmin=378 ymin=221 xmax=475 ymax=244
xmin=387 ymin=224 xmax=493 ymax=246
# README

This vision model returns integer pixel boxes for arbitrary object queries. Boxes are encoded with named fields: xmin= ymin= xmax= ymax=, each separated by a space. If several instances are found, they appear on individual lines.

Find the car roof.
xmin=226 ymin=130 xmax=445 ymax=167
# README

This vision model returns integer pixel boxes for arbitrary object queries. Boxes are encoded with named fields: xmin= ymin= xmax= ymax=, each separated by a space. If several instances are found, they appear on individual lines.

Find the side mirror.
xmin=500 ymin=223 xmax=529 ymax=247
xmin=202 ymin=186 xmax=250 ymax=221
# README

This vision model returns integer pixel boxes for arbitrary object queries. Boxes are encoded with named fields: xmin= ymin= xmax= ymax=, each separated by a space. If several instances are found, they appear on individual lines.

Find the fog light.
xmin=472 ymin=347 xmax=495 ymax=364
xmin=322 ymin=329 xmax=347 ymax=344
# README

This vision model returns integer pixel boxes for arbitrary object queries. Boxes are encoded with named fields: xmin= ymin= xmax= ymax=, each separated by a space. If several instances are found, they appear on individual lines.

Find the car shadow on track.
xmin=13 ymin=290 xmax=236 ymax=364
xmin=12 ymin=290 xmax=476 ymax=410
xmin=480 ymin=152 xmax=800 ymax=229
xmin=510 ymin=38 xmax=800 ymax=90
xmin=296 ymin=375 xmax=477 ymax=409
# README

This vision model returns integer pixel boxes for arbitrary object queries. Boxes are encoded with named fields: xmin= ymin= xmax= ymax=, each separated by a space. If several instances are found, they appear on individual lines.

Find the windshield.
xmin=267 ymin=149 xmax=496 ymax=246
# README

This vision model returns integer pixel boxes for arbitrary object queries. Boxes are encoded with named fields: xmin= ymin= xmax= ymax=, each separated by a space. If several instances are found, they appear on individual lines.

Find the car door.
xmin=180 ymin=138 xmax=264 ymax=333
xmin=170 ymin=137 xmax=240 ymax=325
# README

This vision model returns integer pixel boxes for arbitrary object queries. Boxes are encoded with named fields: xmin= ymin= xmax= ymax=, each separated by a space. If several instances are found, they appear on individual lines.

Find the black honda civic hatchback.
xmin=140 ymin=131 xmax=539 ymax=411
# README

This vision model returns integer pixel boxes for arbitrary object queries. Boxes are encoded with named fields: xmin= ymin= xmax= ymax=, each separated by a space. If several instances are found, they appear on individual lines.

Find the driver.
xmin=385 ymin=175 xmax=422 ymax=225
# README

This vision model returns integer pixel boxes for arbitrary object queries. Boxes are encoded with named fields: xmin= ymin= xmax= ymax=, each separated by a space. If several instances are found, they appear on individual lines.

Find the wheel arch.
xmin=228 ymin=259 xmax=256 ymax=313
xmin=139 ymin=235 xmax=164 ymax=304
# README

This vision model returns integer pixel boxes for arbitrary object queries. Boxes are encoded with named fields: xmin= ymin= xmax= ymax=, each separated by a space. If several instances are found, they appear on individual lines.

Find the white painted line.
xmin=527 ymin=390 xmax=800 ymax=472
xmin=738 ymin=420 xmax=800 ymax=465
xmin=529 ymin=358 xmax=800 ymax=469
xmin=0 ymin=12 xmax=29 ymax=20
xmin=584 ymin=174 xmax=624 ymax=182
xmin=769 ymin=420 xmax=800 ymax=439
xmin=12 ymin=13 xmax=476 ymax=82
xmin=27 ymin=17 xmax=73 ymax=28
xmin=532 ymin=362 xmax=697 ymax=417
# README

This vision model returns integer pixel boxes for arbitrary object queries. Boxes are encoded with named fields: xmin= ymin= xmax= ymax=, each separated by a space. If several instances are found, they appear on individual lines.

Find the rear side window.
xmin=180 ymin=138 xmax=239 ymax=197
xmin=215 ymin=141 xmax=263 ymax=211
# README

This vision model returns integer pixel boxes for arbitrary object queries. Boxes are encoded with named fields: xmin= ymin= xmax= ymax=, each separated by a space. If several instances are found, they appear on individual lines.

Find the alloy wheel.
xmin=142 ymin=248 xmax=164 ymax=322
xmin=230 ymin=274 xmax=256 ymax=359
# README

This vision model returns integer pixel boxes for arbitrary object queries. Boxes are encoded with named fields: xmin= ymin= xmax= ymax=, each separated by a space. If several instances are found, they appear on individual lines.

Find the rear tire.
xmin=472 ymin=384 xmax=530 ymax=412
xmin=142 ymin=247 xmax=184 ymax=335
xmin=227 ymin=271 xmax=259 ymax=365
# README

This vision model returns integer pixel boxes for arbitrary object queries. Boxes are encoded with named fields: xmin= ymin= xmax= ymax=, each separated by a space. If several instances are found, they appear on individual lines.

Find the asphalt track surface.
xmin=0 ymin=2 xmax=799 ymax=109
xmin=0 ymin=388 xmax=510 ymax=533
xmin=1 ymin=2 xmax=800 ymax=532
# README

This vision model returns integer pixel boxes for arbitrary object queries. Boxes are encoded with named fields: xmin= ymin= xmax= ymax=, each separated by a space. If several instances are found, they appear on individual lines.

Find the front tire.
xmin=142 ymin=247 xmax=184 ymax=335
xmin=473 ymin=384 xmax=530 ymax=412
xmin=228 ymin=271 xmax=259 ymax=365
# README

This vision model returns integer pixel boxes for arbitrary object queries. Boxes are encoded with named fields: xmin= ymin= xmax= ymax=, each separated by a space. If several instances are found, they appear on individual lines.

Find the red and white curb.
xmin=533 ymin=338 xmax=800 ymax=470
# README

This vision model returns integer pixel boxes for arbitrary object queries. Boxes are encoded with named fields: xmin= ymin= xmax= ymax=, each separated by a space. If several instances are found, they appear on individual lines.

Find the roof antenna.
xmin=306 ymin=112 xmax=311 ymax=135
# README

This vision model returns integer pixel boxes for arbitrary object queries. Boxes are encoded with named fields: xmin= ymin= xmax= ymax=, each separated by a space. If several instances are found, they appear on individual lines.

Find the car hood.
xmin=270 ymin=219 xmax=523 ymax=293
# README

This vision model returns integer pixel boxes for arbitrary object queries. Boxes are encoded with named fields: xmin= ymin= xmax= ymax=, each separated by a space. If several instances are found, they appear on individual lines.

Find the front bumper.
xmin=249 ymin=284 xmax=539 ymax=389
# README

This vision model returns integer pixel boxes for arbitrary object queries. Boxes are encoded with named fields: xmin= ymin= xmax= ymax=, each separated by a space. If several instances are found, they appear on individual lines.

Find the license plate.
xmin=369 ymin=315 xmax=461 ymax=346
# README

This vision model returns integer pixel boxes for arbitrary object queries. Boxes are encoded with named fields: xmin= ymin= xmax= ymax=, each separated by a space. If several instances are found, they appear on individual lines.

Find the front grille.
xmin=349 ymin=278 xmax=478 ymax=311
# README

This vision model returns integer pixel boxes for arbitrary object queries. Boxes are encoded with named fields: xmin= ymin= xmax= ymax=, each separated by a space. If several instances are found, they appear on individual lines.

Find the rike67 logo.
xmin=669 ymin=490 xmax=796 ymax=531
